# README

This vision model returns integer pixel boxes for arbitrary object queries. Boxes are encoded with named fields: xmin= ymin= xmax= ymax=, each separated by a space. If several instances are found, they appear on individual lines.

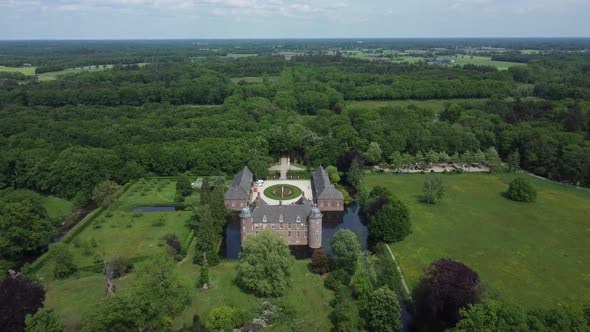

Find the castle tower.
xmin=308 ymin=205 xmax=323 ymax=249
xmin=239 ymin=207 xmax=253 ymax=244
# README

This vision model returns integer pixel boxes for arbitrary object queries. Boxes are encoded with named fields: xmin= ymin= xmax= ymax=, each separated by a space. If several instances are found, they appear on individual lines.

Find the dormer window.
xmin=262 ymin=216 xmax=267 ymax=223
xmin=296 ymin=216 xmax=301 ymax=223
xmin=279 ymin=214 xmax=284 ymax=223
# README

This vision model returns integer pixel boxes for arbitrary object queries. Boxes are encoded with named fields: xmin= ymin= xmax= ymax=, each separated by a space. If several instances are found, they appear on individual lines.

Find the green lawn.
xmin=46 ymin=260 xmax=332 ymax=331
xmin=0 ymin=65 xmax=36 ymax=75
xmin=348 ymin=98 xmax=489 ymax=113
xmin=174 ymin=260 xmax=333 ymax=331
xmin=41 ymin=195 xmax=73 ymax=219
xmin=364 ymin=173 xmax=590 ymax=308
xmin=37 ymin=63 xmax=148 ymax=81
xmin=450 ymin=56 xmax=527 ymax=70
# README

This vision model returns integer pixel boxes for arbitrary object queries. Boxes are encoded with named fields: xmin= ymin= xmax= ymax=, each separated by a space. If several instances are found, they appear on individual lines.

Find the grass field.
xmin=364 ymin=173 xmax=590 ymax=308
xmin=347 ymin=98 xmax=489 ymax=113
xmin=173 ymin=260 xmax=333 ymax=330
xmin=37 ymin=63 xmax=148 ymax=81
xmin=41 ymin=195 xmax=73 ymax=219
xmin=0 ymin=65 xmax=36 ymax=75
xmin=450 ymin=56 xmax=526 ymax=70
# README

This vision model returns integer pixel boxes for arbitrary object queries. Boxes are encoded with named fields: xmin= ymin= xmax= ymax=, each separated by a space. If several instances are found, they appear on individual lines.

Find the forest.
xmin=1 ymin=39 xmax=590 ymax=331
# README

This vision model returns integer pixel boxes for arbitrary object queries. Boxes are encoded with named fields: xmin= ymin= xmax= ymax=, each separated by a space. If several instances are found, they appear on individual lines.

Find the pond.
xmin=222 ymin=203 xmax=368 ymax=259
xmin=131 ymin=206 xmax=179 ymax=212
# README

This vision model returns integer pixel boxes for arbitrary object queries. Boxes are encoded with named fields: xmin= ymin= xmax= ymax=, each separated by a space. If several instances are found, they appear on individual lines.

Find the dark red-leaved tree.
xmin=310 ymin=248 xmax=332 ymax=274
xmin=0 ymin=274 xmax=46 ymax=332
xmin=413 ymin=258 xmax=481 ymax=332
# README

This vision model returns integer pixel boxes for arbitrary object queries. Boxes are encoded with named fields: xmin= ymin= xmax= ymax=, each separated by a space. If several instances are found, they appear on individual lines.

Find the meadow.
xmin=37 ymin=63 xmax=148 ymax=81
xmin=364 ymin=172 xmax=590 ymax=308
xmin=0 ymin=65 xmax=36 ymax=75
xmin=40 ymin=195 xmax=73 ymax=220
xmin=450 ymin=55 xmax=527 ymax=70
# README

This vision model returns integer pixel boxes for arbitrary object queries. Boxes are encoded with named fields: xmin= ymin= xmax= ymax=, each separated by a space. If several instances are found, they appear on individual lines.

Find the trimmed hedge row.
xmin=29 ymin=182 xmax=133 ymax=274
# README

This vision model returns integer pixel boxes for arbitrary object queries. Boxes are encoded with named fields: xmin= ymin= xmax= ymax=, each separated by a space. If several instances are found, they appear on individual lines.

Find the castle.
xmin=224 ymin=165 xmax=344 ymax=249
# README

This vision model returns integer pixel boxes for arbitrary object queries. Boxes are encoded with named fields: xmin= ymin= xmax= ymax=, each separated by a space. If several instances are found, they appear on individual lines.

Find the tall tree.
xmin=25 ymin=308 xmax=64 ymax=332
xmin=414 ymin=259 xmax=481 ymax=332
xmin=0 ymin=274 xmax=45 ymax=332
xmin=422 ymin=177 xmax=445 ymax=205
xmin=236 ymin=231 xmax=295 ymax=297
xmin=369 ymin=197 xmax=411 ymax=243
xmin=330 ymin=229 xmax=361 ymax=274
xmin=367 ymin=287 xmax=402 ymax=332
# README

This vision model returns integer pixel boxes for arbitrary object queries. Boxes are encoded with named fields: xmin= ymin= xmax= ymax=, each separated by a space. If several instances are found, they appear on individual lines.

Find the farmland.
xmin=0 ymin=65 xmax=36 ymax=75
xmin=364 ymin=173 xmax=590 ymax=308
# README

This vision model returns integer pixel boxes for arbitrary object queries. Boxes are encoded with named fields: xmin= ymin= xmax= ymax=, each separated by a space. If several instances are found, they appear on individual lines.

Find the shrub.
xmin=48 ymin=243 xmax=76 ymax=279
xmin=324 ymin=269 xmax=351 ymax=291
xmin=162 ymin=234 xmax=182 ymax=256
xmin=507 ymin=177 xmax=537 ymax=202
xmin=109 ymin=256 xmax=132 ymax=278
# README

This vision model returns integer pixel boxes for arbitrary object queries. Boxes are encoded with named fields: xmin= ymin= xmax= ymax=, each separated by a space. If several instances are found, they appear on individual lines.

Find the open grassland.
xmin=173 ymin=260 xmax=333 ymax=331
xmin=364 ymin=173 xmax=590 ymax=308
xmin=0 ymin=65 xmax=36 ymax=75
xmin=450 ymin=55 xmax=527 ymax=70
xmin=37 ymin=63 xmax=148 ymax=81
xmin=41 ymin=195 xmax=73 ymax=219
xmin=45 ymin=260 xmax=332 ymax=331
xmin=348 ymin=98 xmax=489 ymax=113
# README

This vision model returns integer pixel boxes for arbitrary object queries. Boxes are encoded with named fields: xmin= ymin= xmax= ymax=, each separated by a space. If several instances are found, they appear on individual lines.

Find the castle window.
xmin=296 ymin=216 xmax=301 ymax=223
xmin=288 ymin=231 xmax=292 ymax=237
xmin=316 ymin=234 xmax=319 ymax=240
xmin=255 ymin=224 xmax=259 ymax=230
xmin=304 ymin=231 xmax=307 ymax=238
xmin=279 ymin=224 xmax=283 ymax=230
xmin=288 ymin=224 xmax=292 ymax=229
xmin=337 ymin=201 xmax=340 ymax=207
xmin=231 ymin=202 xmax=235 ymax=207
xmin=279 ymin=214 xmax=284 ymax=223
xmin=271 ymin=224 xmax=275 ymax=230
xmin=297 ymin=231 xmax=300 ymax=238
xmin=262 ymin=216 xmax=267 ymax=223
xmin=263 ymin=224 xmax=267 ymax=230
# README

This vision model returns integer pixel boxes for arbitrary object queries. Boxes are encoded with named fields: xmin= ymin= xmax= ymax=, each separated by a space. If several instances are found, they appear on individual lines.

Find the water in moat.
xmin=222 ymin=203 xmax=367 ymax=259
xmin=131 ymin=206 xmax=179 ymax=212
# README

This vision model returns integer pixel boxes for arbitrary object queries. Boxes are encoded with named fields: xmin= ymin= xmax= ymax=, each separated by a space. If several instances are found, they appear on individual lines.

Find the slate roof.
xmin=313 ymin=166 xmax=344 ymax=200
xmin=224 ymin=166 xmax=253 ymax=201
xmin=249 ymin=199 xmax=312 ymax=224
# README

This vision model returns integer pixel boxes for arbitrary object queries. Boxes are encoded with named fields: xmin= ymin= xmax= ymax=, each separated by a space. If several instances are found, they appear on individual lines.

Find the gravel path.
xmin=384 ymin=243 xmax=412 ymax=298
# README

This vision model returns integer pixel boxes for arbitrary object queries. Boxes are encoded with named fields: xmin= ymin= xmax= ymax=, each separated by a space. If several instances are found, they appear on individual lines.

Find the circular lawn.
xmin=263 ymin=184 xmax=303 ymax=200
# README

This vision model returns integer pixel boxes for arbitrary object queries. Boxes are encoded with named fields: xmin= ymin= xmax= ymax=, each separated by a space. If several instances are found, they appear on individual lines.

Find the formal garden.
xmin=27 ymin=177 xmax=335 ymax=331
xmin=263 ymin=184 xmax=303 ymax=200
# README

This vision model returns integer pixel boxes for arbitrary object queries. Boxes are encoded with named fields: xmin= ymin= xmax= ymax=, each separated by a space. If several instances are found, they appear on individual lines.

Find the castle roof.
xmin=249 ymin=199 xmax=312 ymax=224
xmin=224 ymin=166 xmax=253 ymax=201
xmin=312 ymin=166 xmax=344 ymax=200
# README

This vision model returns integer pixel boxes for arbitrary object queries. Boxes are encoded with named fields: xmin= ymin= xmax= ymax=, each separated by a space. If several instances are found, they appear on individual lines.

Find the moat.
xmin=222 ymin=203 xmax=367 ymax=259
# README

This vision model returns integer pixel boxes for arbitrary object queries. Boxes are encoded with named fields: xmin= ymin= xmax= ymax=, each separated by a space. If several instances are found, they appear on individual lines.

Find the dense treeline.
xmin=0 ymin=43 xmax=589 ymax=198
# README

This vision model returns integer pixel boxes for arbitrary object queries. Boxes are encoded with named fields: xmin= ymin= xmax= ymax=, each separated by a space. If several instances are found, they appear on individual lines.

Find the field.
xmin=364 ymin=173 xmax=590 ymax=308
xmin=450 ymin=55 xmax=526 ymax=70
xmin=41 ymin=195 xmax=73 ymax=219
xmin=37 ymin=63 xmax=148 ymax=81
xmin=0 ymin=65 xmax=36 ymax=75
xmin=347 ymin=98 xmax=489 ymax=113
xmin=173 ymin=260 xmax=333 ymax=330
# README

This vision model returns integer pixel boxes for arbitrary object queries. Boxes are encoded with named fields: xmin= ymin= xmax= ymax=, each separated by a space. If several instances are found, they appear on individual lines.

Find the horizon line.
xmin=1 ymin=37 xmax=590 ymax=42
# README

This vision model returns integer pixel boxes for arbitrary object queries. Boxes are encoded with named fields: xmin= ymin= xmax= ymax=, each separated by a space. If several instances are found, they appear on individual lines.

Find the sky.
xmin=0 ymin=0 xmax=589 ymax=40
